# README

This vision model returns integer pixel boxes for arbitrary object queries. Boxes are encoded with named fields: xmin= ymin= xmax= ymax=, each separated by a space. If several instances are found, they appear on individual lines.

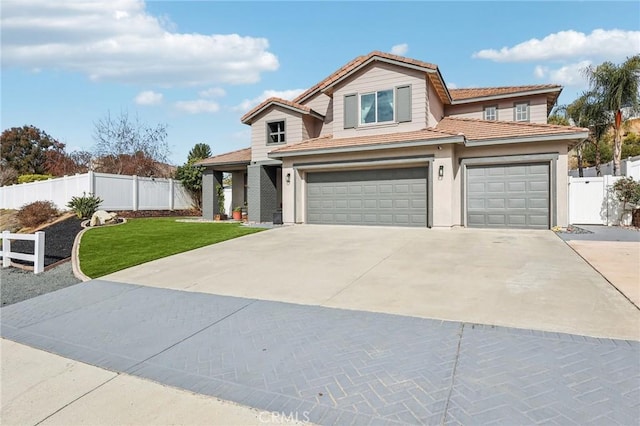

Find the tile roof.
xmin=270 ymin=128 xmax=461 ymax=155
xmin=449 ymin=85 xmax=561 ymax=101
xmin=435 ymin=117 xmax=588 ymax=141
xmin=240 ymin=97 xmax=314 ymax=124
xmin=196 ymin=147 xmax=251 ymax=166
xmin=293 ymin=51 xmax=439 ymax=104
xmin=270 ymin=118 xmax=589 ymax=156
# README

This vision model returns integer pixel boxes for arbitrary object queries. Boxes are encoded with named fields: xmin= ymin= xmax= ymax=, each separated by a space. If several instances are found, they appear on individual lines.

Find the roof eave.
xmin=450 ymin=87 xmax=563 ymax=105
xmin=269 ymin=136 xmax=464 ymax=158
xmin=320 ymin=56 xmax=437 ymax=96
xmin=241 ymin=102 xmax=324 ymax=125
xmin=464 ymin=131 xmax=590 ymax=147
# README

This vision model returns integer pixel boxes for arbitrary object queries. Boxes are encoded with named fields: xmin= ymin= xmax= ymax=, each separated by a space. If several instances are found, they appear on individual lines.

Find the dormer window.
xmin=483 ymin=106 xmax=497 ymax=121
xmin=360 ymin=90 xmax=394 ymax=124
xmin=514 ymin=103 xmax=530 ymax=122
xmin=267 ymin=120 xmax=285 ymax=144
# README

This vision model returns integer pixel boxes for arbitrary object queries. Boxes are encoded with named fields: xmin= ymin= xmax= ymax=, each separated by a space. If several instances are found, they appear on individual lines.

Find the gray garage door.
xmin=307 ymin=168 xmax=428 ymax=227
xmin=467 ymin=163 xmax=550 ymax=229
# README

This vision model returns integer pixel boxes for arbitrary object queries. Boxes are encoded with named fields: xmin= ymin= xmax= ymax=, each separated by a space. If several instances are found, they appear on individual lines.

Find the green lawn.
xmin=79 ymin=218 xmax=264 ymax=278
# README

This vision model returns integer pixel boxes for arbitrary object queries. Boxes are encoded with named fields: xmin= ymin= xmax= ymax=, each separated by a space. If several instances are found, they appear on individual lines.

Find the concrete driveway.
xmin=105 ymin=225 xmax=640 ymax=341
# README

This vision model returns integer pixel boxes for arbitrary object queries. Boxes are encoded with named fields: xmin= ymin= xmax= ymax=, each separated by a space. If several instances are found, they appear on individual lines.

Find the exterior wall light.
xmin=438 ymin=165 xmax=444 ymax=177
xmin=286 ymin=172 xmax=291 ymax=184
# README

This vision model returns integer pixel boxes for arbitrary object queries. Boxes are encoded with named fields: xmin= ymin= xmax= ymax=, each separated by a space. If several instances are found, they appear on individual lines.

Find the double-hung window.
xmin=267 ymin=120 xmax=285 ymax=144
xmin=514 ymin=103 xmax=529 ymax=122
xmin=483 ymin=106 xmax=497 ymax=121
xmin=360 ymin=89 xmax=394 ymax=124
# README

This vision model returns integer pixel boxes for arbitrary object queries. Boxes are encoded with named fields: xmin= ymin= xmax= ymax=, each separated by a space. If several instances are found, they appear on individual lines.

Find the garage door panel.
xmin=467 ymin=163 xmax=549 ymax=229
xmin=307 ymin=168 xmax=427 ymax=227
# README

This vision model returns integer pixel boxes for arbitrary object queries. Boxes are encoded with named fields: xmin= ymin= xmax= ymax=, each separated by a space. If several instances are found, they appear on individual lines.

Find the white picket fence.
xmin=1 ymin=231 xmax=45 ymax=274
xmin=0 ymin=172 xmax=193 ymax=211
xmin=568 ymin=175 xmax=634 ymax=225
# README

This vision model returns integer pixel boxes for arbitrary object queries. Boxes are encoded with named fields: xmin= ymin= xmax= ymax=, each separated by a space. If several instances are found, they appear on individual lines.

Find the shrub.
xmin=16 ymin=201 xmax=58 ymax=228
xmin=67 ymin=192 xmax=103 ymax=219
xmin=612 ymin=177 xmax=640 ymax=212
xmin=17 ymin=174 xmax=53 ymax=184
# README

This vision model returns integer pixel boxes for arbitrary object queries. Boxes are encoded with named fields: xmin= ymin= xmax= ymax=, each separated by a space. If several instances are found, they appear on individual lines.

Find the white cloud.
xmin=447 ymin=82 xmax=458 ymax=89
xmin=175 ymin=100 xmax=220 ymax=114
xmin=233 ymin=89 xmax=305 ymax=112
xmin=1 ymin=0 xmax=279 ymax=86
xmin=473 ymin=29 xmax=640 ymax=62
xmin=390 ymin=43 xmax=408 ymax=56
xmin=134 ymin=90 xmax=163 ymax=105
xmin=199 ymin=87 xmax=226 ymax=98
xmin=534 ymin=60 xmax=592 ymax=86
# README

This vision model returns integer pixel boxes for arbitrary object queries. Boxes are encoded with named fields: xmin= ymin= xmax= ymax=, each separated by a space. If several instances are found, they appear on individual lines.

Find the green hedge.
xmin=17 ymin=174 xmax=54 ymax=184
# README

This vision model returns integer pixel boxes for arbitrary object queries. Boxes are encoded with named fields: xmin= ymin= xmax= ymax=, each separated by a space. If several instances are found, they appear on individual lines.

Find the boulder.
xmin=90 ymin=210 xmax=118 ymax=226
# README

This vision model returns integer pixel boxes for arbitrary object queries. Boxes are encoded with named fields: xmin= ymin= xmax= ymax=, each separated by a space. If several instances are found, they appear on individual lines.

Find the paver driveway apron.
xmin=2 ymin=281 xmax=638 ymax=425
xmin=104 ymin=225 xmax=640 ymax=340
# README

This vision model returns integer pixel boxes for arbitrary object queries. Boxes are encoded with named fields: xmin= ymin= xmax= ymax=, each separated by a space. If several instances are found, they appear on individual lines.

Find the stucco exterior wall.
xmin=280 ymin=138 xmax=570 ymax=228
xmin=332 ymin=62 xmax=427 ymax=138
xmin=445 ymin=94 xmax=549 ymax=124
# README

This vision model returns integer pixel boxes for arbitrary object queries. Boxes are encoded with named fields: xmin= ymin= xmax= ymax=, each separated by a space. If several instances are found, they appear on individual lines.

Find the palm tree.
xmin=583 ymin=55 xmax=640 ymax=175
xmin=566 ymin=92 xmax=610 ymax=176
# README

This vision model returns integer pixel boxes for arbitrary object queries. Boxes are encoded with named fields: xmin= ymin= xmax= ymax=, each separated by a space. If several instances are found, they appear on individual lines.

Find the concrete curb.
xmin=71 ymin=218 xmax=128 ymax=282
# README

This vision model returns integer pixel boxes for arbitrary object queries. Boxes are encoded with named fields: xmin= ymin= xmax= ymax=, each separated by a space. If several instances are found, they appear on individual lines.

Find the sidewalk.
xmin=1 ymin=339 xmax=301 ymax=426
xmin=558 ymin=225 xmax=640 ymax=309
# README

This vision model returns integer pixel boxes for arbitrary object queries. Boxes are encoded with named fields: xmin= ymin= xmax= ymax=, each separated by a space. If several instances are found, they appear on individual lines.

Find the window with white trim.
xmin=514 ymin=103 xmax=529 ymax=122
xmin=360 ymin=89 xmax=394 ymax=124
xmin=483 ymin=106 xmax=497 ymax=121
xmin=267 ymin=120 xmax=285 ymax=144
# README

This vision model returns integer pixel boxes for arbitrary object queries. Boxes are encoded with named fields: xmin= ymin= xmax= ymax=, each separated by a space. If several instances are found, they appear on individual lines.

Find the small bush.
xmin=16 ymin=201 xmax=58 ymax=228
xmin=67 ymin=192 xmax=103 ymax=219
xmin=613 ymin=177 xmax=640 ymax=211
xmin=17 ymin=174 xmax=53 ymax=184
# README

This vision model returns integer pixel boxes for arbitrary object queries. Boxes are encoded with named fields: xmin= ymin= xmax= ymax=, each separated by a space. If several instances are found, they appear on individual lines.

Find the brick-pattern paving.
xmin=2 ymin=280 xmax=638 ymax=425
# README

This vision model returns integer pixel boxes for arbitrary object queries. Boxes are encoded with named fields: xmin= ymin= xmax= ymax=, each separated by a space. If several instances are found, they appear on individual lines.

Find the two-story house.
xmin=198 ymin=51 xmax=588 ymax=229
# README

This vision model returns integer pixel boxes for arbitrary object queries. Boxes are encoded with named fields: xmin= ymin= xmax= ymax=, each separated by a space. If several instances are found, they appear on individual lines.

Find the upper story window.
xmin=360 ymin=90 xmax=394 ymax=124
xmin=514 ymin=103 xmax=529 ymax=122
xmin=483 ymin=106 xmax=497 ymax=121
xmin=267 ymin=120 xmax=285 ymax=144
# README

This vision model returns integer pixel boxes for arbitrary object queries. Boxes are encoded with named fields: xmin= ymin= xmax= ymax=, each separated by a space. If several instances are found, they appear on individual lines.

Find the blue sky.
xmin=2 ymin=1 xmax=639 ymax=165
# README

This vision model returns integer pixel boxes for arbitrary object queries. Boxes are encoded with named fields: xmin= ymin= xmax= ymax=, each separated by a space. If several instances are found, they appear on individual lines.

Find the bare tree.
xmin=93 ymin=111 xmax=170 ymax=176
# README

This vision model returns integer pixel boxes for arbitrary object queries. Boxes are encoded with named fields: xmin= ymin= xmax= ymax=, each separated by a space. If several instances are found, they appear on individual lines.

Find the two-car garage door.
xmin=466 ymin=163 xmax=550 ymax=229
xmin=307 ymin=168 xmax=427 ymax=227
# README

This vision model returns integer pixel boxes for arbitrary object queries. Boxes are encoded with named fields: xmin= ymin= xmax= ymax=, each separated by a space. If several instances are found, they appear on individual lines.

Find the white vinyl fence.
xmin=568 ymin=175 xmax=632 ymax=225
xmin=0 ymin=172 xmax=193 ymax=211
xmin=2 ymin=231 xmax=45 ymax=274
xmin=569 ymin=156 xmax=640 ymax=179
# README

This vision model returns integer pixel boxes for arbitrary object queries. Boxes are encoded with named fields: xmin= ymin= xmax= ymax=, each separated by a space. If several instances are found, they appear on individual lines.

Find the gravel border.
xmin=1 ymin=261 xmax=81 ymax=307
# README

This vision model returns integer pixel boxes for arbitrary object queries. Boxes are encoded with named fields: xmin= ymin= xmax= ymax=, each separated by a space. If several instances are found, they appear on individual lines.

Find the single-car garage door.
xmin=307 ymin=168 xmax=427 ymax=227
xmin=466 ymin=163 xmax=550 ymax=229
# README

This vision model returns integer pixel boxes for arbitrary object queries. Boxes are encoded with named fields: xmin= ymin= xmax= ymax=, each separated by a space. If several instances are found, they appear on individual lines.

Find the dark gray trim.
xmin=460 ymin=153 xmax=558 ymax=229
xmin=396 ymin=85 xmax=412 ymax=123
xmin=201 ymin=161 xmax=250 ymax=169
xmin=344 ymin=93 xmax=357 ymax=129
xmin=266 ymin=118 xmax=287 ymax=145
xmin=513 ymin=101 xmax=530 ymax=122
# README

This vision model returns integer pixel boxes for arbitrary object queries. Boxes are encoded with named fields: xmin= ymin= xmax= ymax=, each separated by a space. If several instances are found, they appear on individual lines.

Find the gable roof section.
xmin=293 ymin=51 xmax=451 ymax=105
xmin=436 ymin=117 xmax=588 ymax=143
xmin=240 ymin=97 xmax=325 ymax=124
xmin=196 ymin=147 xmax=251 ymax=167
xmin=449 ymin=85 xmax=562 ymax=115
xmin=269 ymin=118 xmax=588 ymax=157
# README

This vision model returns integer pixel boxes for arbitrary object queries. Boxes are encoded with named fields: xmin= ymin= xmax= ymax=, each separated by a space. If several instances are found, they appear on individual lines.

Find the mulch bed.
xmin=10 ymin=217 xmax=83 ymax=267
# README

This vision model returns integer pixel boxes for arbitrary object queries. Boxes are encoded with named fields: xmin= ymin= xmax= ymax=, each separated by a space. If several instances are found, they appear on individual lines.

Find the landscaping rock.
xmin=90 ymin=210 xmax=118 ymax=226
